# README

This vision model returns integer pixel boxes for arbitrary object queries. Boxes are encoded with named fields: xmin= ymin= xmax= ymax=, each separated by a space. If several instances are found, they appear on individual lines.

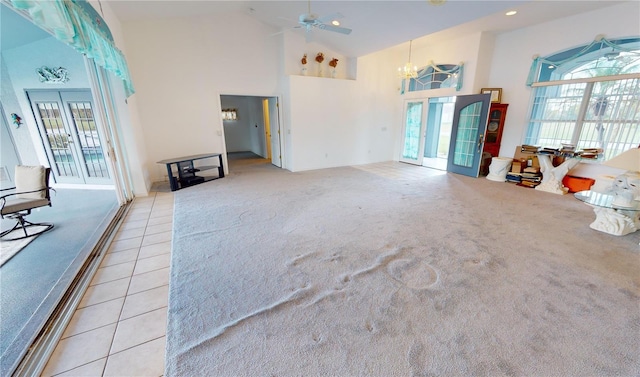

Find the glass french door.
xmin=27 ymin=90 xmax=111 ymax=185
xmin=446 ymin=93 xmax=491 ymax=177
xmin=400 ymin=100 xmax=427 ymax=165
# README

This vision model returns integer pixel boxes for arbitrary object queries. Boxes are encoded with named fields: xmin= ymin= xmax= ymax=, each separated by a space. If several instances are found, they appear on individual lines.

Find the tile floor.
xmin=41 ymin=191 xmax=173 ymax=377
xmin=353 ymin=161 xmax=446 ymax=180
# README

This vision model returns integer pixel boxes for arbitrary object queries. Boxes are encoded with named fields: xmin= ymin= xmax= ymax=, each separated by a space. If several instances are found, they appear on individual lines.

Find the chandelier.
xmin=398 ymin=40 xmax=418 ymax=79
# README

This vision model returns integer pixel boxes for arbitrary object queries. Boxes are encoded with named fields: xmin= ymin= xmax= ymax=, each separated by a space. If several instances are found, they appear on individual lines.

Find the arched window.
xmin=524 ymin=36 xmax=640 ymax=160
xmin=403 ymin=62 xmax=464 ymax=93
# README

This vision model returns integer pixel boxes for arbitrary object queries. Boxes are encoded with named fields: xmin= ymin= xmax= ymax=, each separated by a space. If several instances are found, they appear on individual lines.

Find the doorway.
xmin=422 ymin=96 xmax=455 ymax=170
xmin=220 ymin=94 xmax=282 ymax=169
xmin=399 ymin=94 xmax=491 ymax=177
xmin=26 ymin=90 xmax=111 ymax=185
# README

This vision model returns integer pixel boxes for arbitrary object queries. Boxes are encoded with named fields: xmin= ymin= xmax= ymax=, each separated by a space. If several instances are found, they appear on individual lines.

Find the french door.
xmin=446 ymin=93 xmax=491 ymax=177
xmin=27 ymin=90 xmax=111 ymax=185
xmin=399 ymin=100 xmax=427 ymax=164
xmin=400 ymin=94 xmax=491 ymax=176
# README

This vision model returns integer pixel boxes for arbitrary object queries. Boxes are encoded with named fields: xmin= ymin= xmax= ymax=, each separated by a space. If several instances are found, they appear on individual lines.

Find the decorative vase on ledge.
xmin=315 ymin=52 xmax=325 ymax=77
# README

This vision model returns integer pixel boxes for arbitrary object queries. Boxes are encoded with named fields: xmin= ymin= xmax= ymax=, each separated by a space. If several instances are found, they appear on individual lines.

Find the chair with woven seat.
xmin=0 ymin=165 xmax=54 ymax=241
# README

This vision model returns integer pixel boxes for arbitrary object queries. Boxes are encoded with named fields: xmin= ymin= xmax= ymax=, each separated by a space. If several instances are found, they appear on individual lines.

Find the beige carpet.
xmin=167 ymin=159 xmax=639 ymax=376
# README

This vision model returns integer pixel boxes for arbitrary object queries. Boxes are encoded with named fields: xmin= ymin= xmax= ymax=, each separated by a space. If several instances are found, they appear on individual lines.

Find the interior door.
xmin=27 ymin=90 xmax=111 ymax=184
xmin=446 ymin=93 xmax=491 ymax=177
xmin=399 ymin=100 xmax=426 ymax=165
xmin=268 ymin=97 xmax=282 ymax=168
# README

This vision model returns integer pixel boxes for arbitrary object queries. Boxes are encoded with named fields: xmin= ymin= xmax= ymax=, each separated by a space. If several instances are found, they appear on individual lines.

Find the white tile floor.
xmin=42 ymin=192 xmax=173 ymax=377
xmin=353 ymin=161 xmax=446 ymax=180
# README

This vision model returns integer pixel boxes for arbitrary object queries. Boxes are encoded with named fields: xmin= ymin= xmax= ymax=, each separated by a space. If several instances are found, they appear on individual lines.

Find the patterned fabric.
xmin=8 ymin=0 xmax=135 ymax=97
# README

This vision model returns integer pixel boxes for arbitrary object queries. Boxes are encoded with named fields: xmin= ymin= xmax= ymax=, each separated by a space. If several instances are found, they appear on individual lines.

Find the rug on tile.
xmin=167 ymin=161 xmax=639 ymax=377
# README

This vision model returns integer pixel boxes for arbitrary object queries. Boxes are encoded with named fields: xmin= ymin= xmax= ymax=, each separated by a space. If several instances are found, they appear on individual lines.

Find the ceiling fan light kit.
xmin=294 ymin=0 xmax=352 ymax=39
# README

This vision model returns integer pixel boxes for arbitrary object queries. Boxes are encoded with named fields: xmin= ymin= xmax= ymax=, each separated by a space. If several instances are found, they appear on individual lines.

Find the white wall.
xmin=288 ymin=45 xmax=402 ymax=171
xmin=289 ymin=76 xmax=361 ymax=171
xmin=0 ymin=101 xmax=21 ymax=189
xmin=0 ymin=57 xmax=38 ymax=167
xmin=281 ymin=31 xmax=355 ymax=80
xmin=121 ymin=11 xmax=281 ymax=182
xmin=115 ymin=1 xmax=639 ymax=182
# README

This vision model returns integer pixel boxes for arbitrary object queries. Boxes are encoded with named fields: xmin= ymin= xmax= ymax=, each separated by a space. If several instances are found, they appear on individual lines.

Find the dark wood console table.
xmin=157 ymin=153 xmax=224 ymax=191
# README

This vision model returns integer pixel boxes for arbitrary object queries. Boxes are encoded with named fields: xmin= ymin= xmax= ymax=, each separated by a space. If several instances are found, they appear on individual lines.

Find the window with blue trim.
xmin=525 ymin=36 xmax=640 ymax=160
xmin=404 ymin=63 xmax=464 ymax=93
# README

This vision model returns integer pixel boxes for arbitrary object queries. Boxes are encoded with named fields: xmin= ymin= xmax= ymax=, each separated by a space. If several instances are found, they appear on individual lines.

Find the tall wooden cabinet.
xmin=483 ymin=103 xmax=508 ymax=157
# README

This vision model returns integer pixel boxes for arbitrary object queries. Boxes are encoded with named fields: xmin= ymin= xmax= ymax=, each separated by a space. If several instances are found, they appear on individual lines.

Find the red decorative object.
xmin=562 ymin=176 xmax=595 ymax=193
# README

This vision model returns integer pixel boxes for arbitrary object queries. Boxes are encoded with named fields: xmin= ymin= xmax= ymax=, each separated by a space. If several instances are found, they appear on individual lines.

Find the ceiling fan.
xmin=294 ymin=0 xmax=352 ymax=36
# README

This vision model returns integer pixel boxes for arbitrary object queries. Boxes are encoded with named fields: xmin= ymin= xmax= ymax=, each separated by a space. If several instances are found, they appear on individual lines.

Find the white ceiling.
xmin=105 ymin=0 xmax=627 ymax=57
xmin=0 ymin=5 xmax=51 ymax=52
xmin=1 ymin=1 xmax=627 ymax=57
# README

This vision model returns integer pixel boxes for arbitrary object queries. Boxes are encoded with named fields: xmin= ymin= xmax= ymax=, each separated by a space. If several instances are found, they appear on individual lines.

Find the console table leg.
xmin=166 ymin=164 xmax=178 ymax=191
xmin=218 ymin=155 xmax=225 ymax=178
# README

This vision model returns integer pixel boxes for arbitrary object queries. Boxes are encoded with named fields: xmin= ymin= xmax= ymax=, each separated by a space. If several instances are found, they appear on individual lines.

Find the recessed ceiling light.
xmin=332 ymin=20 xmax=340 ymax=26
xmin=505 ymin=10 xmax=517 ymax=16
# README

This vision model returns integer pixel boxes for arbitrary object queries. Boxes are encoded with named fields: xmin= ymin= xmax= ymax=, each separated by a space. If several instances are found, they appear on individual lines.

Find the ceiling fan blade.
xmin=316 ymin=23 xmax=352 ymax=35
xmin=317 ymin=12 xmax=343 ymax=23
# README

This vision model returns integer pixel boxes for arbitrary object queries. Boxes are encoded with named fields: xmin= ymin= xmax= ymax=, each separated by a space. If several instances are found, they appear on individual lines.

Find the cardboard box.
xmin=511 ymin=159 xmax=527 ymax=173
xmin=513 ymin=146 xmax=539 ymax=167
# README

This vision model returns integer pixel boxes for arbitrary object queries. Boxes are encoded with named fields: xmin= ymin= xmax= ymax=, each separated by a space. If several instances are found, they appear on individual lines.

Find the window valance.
xmin=527 ymin=35 xmax=640 ymax=86
xmin=8 ymin=0 xmax=135 ymax=97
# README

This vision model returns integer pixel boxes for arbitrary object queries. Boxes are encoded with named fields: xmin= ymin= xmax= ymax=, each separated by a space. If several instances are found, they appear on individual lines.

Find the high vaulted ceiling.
xmin=0 ymin=1 xmax=626 ymax=57
xmin=105 ymin=0 xmax=626 ymax=57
